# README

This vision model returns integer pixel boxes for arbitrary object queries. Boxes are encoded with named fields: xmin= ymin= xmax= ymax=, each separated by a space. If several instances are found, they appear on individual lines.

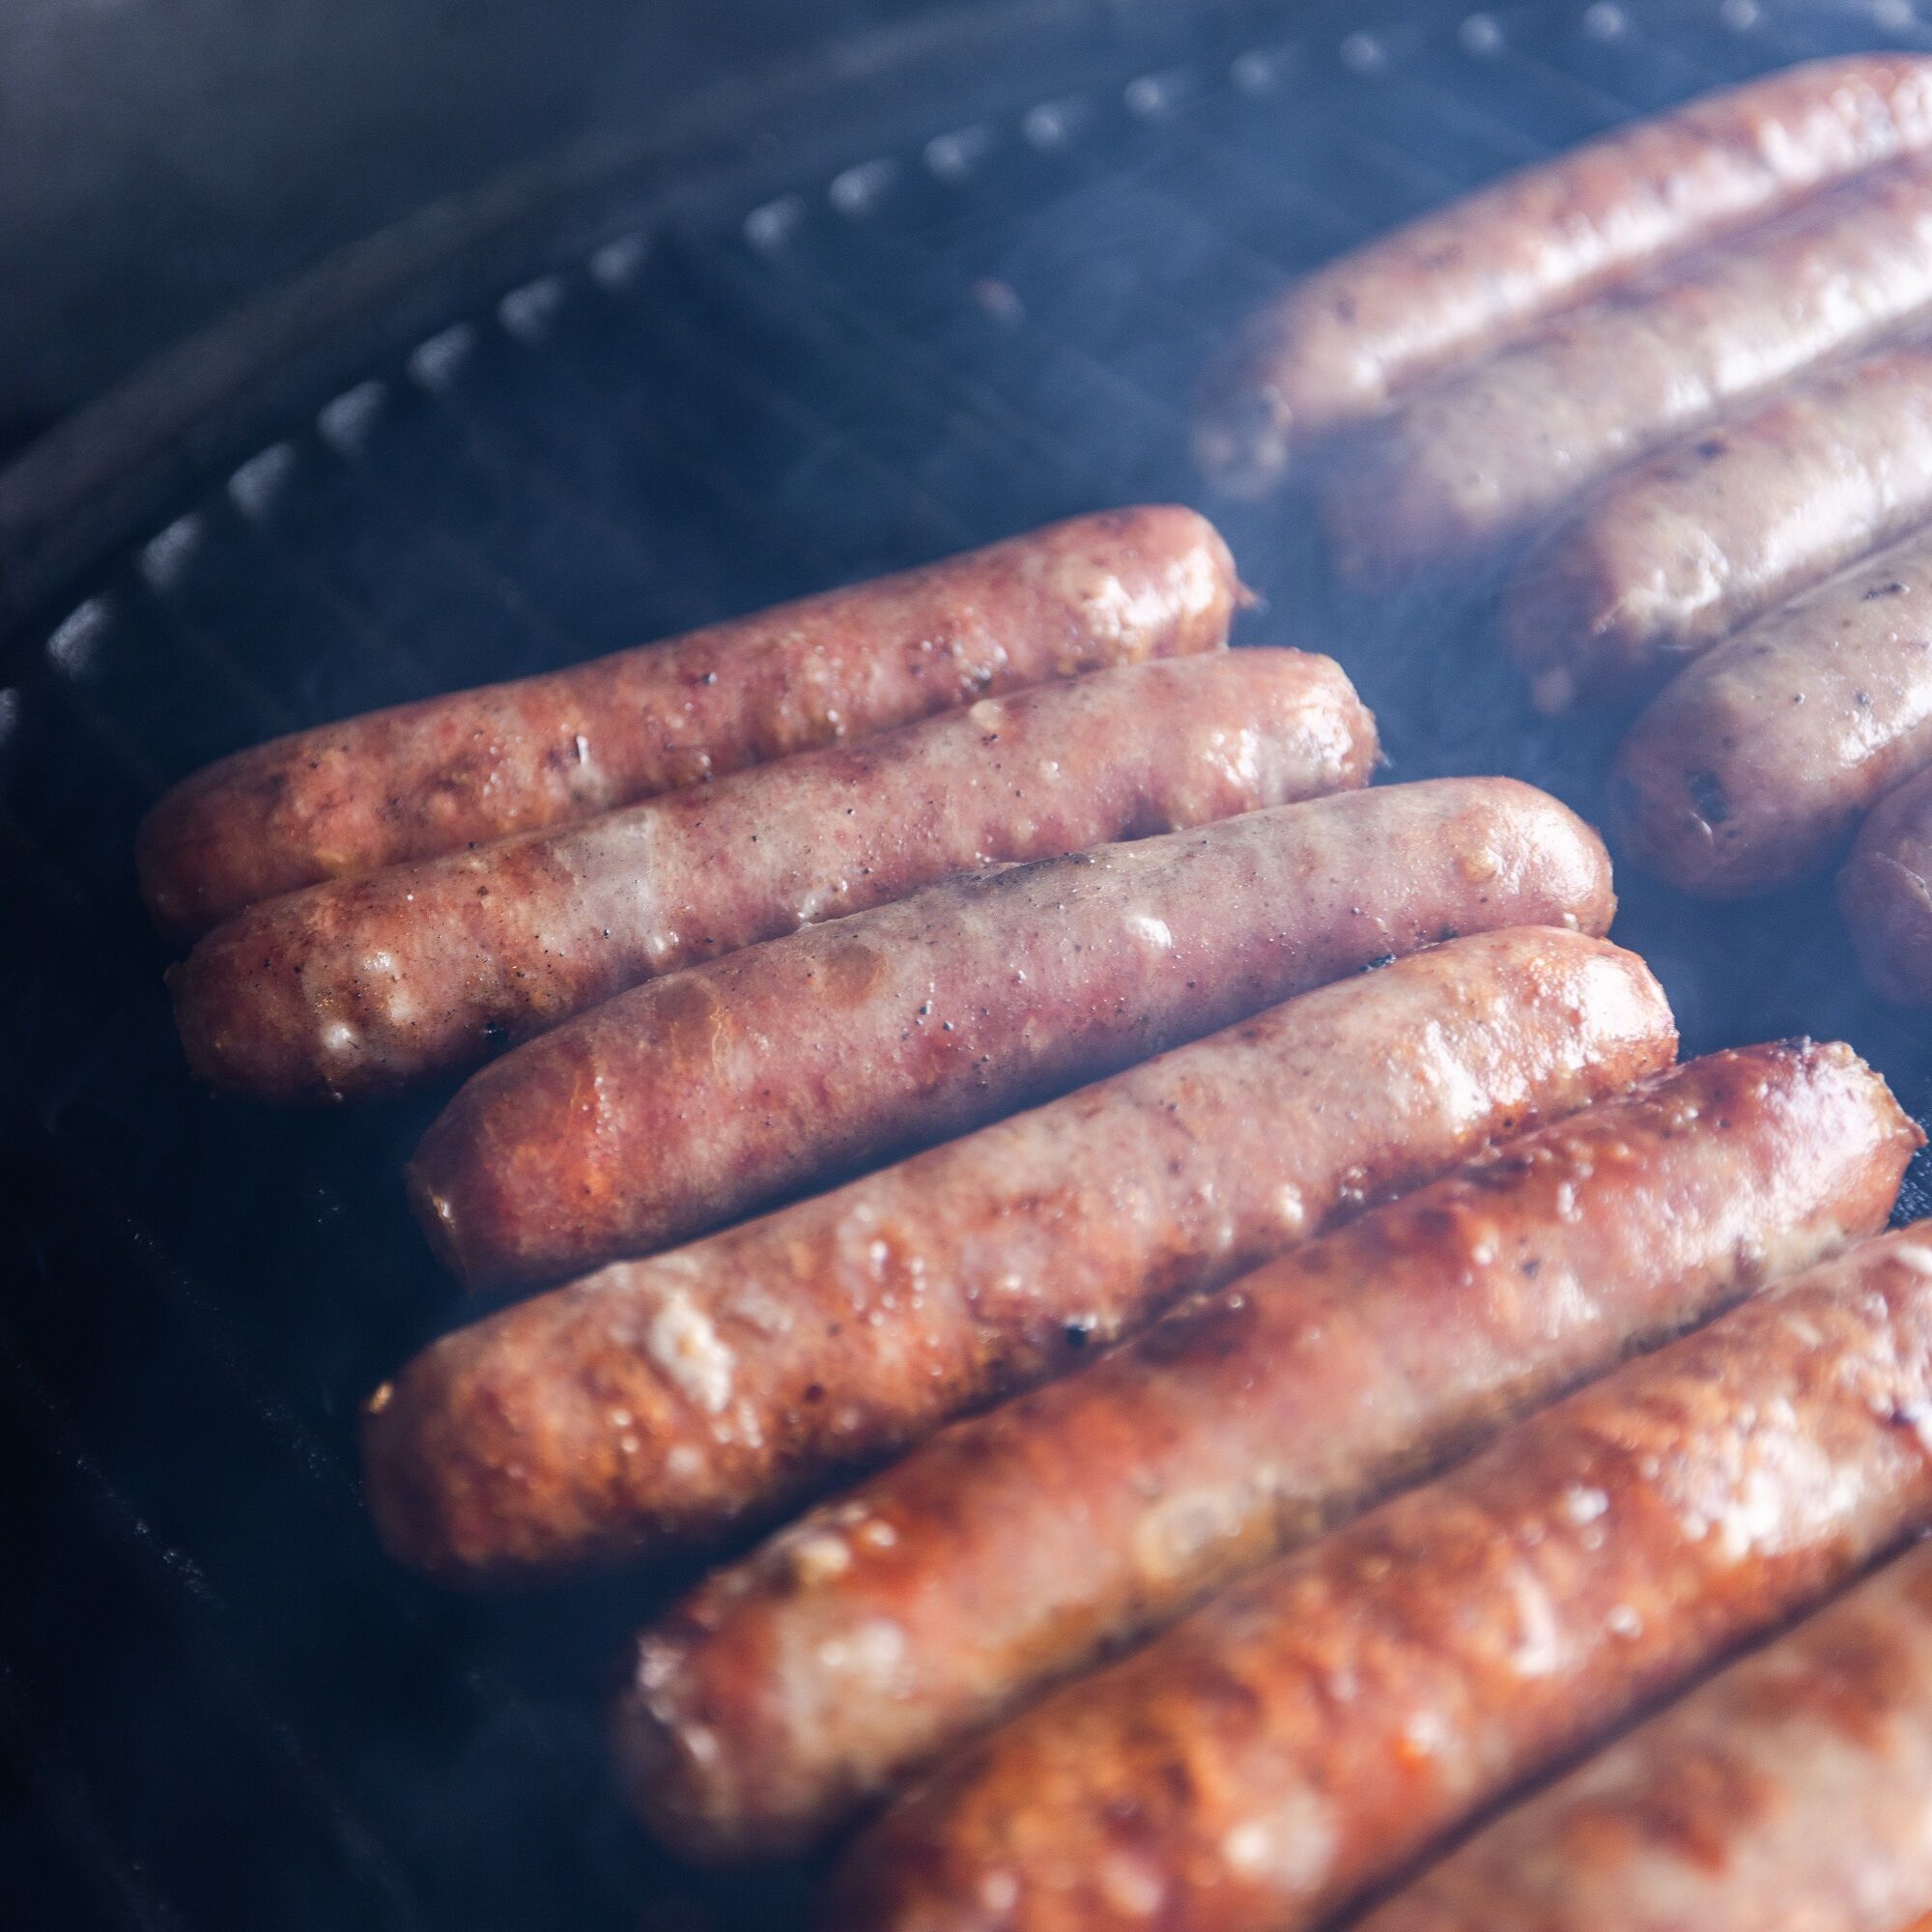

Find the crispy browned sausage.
xmin=827 ymin=1224 xmax=1932 ymax=1932
xmin=1323 ymin=156 xmax=1932 ymax=582
xmin=364 ymin=922 xmax=1643 ymax=1585
xmin=1194 ymin=56 xmax=1932 ymax=495
xmin=1610 ymin=526 xmax=1932 ymax=896
xmin=1840 ymin=762 xmax=1932 ymax=1004
xmin=408 ymin=770 xmax=1598 ymax=1291
xmin=136 ymin=506 xmax=1241 ymax=939
xmin=1353 ymin=1534 xmax=1932 ymax=1932
xmin=1505 ymin=339 xmax=1932 ymax=713
xmin=170 ymin=650 xmax=1372 ymax=1103
xmin=615 ymin=1039 xmax=1914 ymax=1861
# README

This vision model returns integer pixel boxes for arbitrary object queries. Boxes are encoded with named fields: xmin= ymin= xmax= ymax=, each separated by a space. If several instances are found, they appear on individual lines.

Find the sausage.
xmin=1351 ymin=1534 xmax=1932 ymax=1932
xmin=1192 ymin=55 xmax=1932 ymax=495
xmin=406 ymin=770 xmax=1595 ymax=1291
xmin=170 ymin=649 xmax=1372 ymax=1102
xmin=135 ymin=505 xmax=1241 ymax=939
xmin=1610 ymin=524 xmax=1932 ymax=896
xmin=827 ymin=1223 xmax=1932 ymax=1932
xmin=615 ymin=1039 xmax=1915 ymax=1861
xmin=365 ymin=920 xmax=1643 ymax=1585
xmin=1505 ymin=339 xmax=1932 ymax=714
xmin=1322 ymin=156 xmax=1932 ymax=582
xmin=1839 ymin=763 xmax=1932 ymax=1004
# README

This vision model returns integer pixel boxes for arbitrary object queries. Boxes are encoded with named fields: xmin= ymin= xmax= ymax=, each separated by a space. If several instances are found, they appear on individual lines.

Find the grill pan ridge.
xmin=8 ymin=1 xmax=1932 ymax=1926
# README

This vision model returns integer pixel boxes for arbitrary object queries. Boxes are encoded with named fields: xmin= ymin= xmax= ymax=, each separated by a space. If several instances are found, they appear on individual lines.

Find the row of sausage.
xmin=1201 ymin=51 xmax=1932 ymax=1001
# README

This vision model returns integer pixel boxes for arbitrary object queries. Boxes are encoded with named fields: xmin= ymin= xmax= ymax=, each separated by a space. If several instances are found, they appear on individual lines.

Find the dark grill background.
xmin=6 ymin=2 xmax=1932 ymax=1926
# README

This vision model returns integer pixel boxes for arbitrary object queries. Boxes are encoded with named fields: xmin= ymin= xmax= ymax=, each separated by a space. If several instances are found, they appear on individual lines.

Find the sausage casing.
xmin=365 ymin=917 xmax=1638 ymax=1585
xmin=828 ymin=1224 xmax=1932 ymax=1932
xmin=171 ymin=649 xmax=1373 ymax=1102
xmin=1354 ymin=1534 xmax=1932 ymax=1932
xmin=1324 ymin=156 xmax=1932 ymax=580
xmin=1839 ymin=762 xmax=1932 ymax=1004
xmin=1505 ymin=339 xmax=1932 ymax=713
xmin=1611 ymin=523 xmax=1932 ymax=896
xmin=1193 ymin=55 xmax=1932 ymax=494
xmin=615 ymin=1039 xmax=1913 ymax=1861
xmin=137 ymin=506 xmax=1240 ymax=938
xmin=407 ymin=769 xmax=1602 ymax=1291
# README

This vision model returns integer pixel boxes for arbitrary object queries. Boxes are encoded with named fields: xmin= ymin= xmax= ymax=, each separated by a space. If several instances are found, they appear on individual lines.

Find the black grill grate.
xmin=8 ymin=2 xmax=1932 ymax=1925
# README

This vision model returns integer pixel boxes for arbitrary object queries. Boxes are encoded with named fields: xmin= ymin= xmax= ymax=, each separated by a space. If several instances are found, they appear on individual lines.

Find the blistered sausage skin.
xmin=617 ymin=1040 xmax=1915 ymax=1861
xmin=171 ymin=649 xmax=1372 ymax=1103
xmin=409 ymin=771 xmax=1590 ymax=1291
xmin=1611 ymin=524 xmax=1932 ymax=896
xmin=1354 ymin=1535 xmax=1932 ymax=1932
xmin=1840 ymin=763 xmax=1932 ymax=1005
xmin=1323 ymin=156 xmax=1932 ymax=582
xmin=828 ymin=1224 xmax=1932 ymax=1932
xmin=1193 ymin=55 xmax=1932 ymax=495
xmin=1506 ymin=340 xmax=1932 ymax=713
xmin=366 ymin=916 xmax=1633 ymax=1585
xmin=136 ymin=506 xmax=1241 ymax=940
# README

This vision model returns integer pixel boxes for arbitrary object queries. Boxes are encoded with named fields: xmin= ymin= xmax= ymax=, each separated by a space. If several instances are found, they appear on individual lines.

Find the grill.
xmin=8 ymin=1 xmax=1932 ymax=1925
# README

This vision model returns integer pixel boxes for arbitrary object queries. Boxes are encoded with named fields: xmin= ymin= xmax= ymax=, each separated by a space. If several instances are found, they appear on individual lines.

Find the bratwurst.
xmin=615 ymin=1039 xmax=1913 ymax=1861
xmin=365 ymin=922 xmax=1646 ymax=1585
xmin=1611 ymin=522 xmax=1932 ymax=896
xmin=1505 ymin=338 xmax=1932 ymax=713
xmin=409 ymin=774 xmax=1600 ymax=1291
xmin=137 ymin=505 xmax=1241 ymax=938
xmin=1840 ymin=760 xmax=1932 ymax=1004
xmin=1325 ymin=154 xmax=1932 ymax=580
xmin=173 ymin=649 xmax=1373 ymax=1101
xmin=828 ymin=1223 xmax=1932 ymax=1932
xmin=1194 ymin=54 xmax=1932 ymax=494
xmin=1353 ymin=1533 xmax=1932 ymax=1932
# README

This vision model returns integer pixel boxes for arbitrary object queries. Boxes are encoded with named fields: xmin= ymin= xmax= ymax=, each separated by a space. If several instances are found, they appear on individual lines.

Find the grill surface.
xmin=8 ymin=1 xmax=1932 ymax=1925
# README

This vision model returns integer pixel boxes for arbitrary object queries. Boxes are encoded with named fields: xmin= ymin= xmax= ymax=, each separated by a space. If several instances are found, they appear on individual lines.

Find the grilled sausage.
xmin=136 ymin=506 xmax=1241 ymax=940
xmin=407 ymin=771 xmax=1597 ymax=1291
xmin=1505 ymin=339 xmax=1932 ymax=713
xmin=616 ymin=1039 xmax=1914 ymax=1861
xmin=828 ymin=1223 xmax=1932 ymax=1932
xmin=1840 ymin=763 xmax=1932 ymax=1005
xmin=1352 ymin=1534 xmax=1932 ymax=1932
xmin=1193 ymin=55 xmax=1932 ymax=495
xmin=365 ymin=921 xmax=1646 ymax=1585
xmin=170 ymin=650 xmax=1373 ymax=1102
xmin=1323 ymin=156 xmax=1932 ymax=582
xmin=1611 ymin=525 xmax=1932 ymax=896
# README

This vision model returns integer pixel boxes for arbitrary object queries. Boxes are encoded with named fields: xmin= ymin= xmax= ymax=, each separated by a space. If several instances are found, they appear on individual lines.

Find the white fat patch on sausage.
xmin=1506 ymin=1568 xmax=1566 ymax=1679
xmin=1095 ymin=1849 xmax=1167 ymax=1919
xmin=320 ymin=1019 xmax=358 ymax=1061
xmin=794 ymin=881 xmax=849 ymax=925
xmin=1126 ymin=911 xmax=1175 ymax=952
xmin=1135 ymin=1488 xmax=1252 ymax=1584
xmin=815 ymin=1619 xmax=906 ymax=1687
xmin=1562 ymin=1484 xmax=1609 ymax=1525
xmin=785 ymin=1530 xmax=852 ymax=1586
xmin=978 ymin=1873 xmax=1019 ymax=1914
xmin=645 ymin=1291 xmax=735 ymax=1415
xmin=1894 ymin=1243 xmax=1932 ymax=1275
xmin=1219 ymin=1789 xmax=1336 ymax=1894
xmin=967 ymin=697 xmax=1006 ymax=730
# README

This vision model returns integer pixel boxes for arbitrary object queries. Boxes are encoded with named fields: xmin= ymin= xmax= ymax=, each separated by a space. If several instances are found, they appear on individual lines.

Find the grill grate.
xmin=8 ymin=2 xmax=1932 ymax=1925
